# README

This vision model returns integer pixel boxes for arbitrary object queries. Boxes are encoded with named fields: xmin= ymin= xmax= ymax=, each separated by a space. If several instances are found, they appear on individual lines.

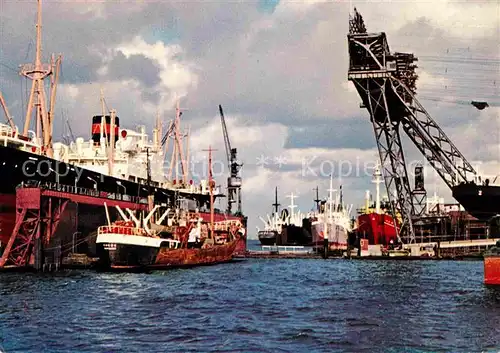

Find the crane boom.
xmin=219 ymin=105 xmax=231 ymax=165
xmin=218 ymin=104 xmax=243 ymax=214
xmin=0 ymin=91 xmax=15 ymax=130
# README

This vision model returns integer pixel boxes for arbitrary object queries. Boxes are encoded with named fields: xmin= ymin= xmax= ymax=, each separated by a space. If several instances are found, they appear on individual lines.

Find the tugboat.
xmin=484 ymin=241 xmax=500 ymax=285
xmin=96 ymin=147 xmax=244 ymax=270
xmin=355 ymin=163 xmax=399 ymax=246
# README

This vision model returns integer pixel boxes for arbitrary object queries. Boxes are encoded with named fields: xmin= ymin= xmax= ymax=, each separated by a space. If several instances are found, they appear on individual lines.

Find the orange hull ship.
xmin=96 ymin=146 xmax=244 ymax=271
xmin=96 ymin=215 xmax=244 ymax=271
xmin=153 ymin=239 xmax=238 ymax=268
xmin=484 ymin=242 xmax=500 ymax=285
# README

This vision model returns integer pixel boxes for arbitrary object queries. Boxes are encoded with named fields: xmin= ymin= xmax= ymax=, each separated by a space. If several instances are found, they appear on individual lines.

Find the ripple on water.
xmin=0 ymin=253 xmax=500 ymax=352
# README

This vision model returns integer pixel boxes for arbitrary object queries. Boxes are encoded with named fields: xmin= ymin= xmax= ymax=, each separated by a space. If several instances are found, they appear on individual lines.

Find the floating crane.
xmin=219 ymin=105 xmax=243 ymax=215
xmin=346 ymin=8 xmax=493 ymax=244
xmin=0 ymin=91 xmax=15 ymax=130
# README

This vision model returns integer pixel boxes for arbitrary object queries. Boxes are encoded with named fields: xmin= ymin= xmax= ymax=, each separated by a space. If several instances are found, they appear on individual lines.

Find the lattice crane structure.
xmin=219 ymin=105 xmax=243 ymax=215
xmin=347 ymin=9 xmax=478 ymax=244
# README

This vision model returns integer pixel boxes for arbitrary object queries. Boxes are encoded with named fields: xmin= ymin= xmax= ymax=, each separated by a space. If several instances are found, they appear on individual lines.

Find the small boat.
xmin=484 ymin=241 xmax=500 ymax=285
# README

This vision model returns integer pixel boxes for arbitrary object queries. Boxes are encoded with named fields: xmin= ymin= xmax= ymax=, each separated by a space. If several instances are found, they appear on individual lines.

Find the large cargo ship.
xmin=0 ymin=0 xmax=246 ymax=263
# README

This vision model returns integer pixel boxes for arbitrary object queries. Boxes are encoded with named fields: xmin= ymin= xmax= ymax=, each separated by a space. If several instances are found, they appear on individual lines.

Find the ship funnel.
xmin=92 ymin=115 xmax=120 ymax=146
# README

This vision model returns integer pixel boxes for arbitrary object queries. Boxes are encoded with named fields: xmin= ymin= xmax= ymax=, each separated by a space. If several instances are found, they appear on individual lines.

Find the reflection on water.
xmin=0 ymin=247 xmax=499 ymax=352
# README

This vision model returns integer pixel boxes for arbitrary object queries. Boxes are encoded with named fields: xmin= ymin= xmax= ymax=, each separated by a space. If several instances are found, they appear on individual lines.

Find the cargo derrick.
xmin=347 ymin=9 xmax=477 ymax=244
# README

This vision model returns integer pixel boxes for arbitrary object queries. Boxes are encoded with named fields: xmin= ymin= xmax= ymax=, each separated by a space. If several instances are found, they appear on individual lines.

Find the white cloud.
xmin=114 ymin=36 xmax=199 ymax=109
xmin=55 ymin=80 xmax=160 ymax=137
xmin=2 ymin=1 xmax=498 ymax=239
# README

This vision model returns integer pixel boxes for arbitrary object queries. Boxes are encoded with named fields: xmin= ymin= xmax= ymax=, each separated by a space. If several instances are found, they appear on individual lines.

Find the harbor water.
xmin=1 ymin=241 xmax=500 ymax=352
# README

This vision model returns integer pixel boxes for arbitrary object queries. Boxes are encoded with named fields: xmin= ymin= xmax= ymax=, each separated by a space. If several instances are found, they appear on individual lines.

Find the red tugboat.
xmin=96 ymin=147 xmax=244 ymax=270
xmin=355 ymin=164 xmax=399 ymax=246
xmin=484 ymin=241 xmax=500 ymax=285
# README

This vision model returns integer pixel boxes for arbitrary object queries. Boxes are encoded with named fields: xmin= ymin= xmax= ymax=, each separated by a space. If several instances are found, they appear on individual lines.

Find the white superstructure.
xmin=308 ymin=175 xmax=353 ymax=249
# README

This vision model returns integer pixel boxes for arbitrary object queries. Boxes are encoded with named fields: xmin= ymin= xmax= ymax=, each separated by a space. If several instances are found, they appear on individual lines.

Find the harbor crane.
xmin=346 ymin=8 xmax=492 ymax=244
xmin=219 ymin=105 xmax=243 ymax=215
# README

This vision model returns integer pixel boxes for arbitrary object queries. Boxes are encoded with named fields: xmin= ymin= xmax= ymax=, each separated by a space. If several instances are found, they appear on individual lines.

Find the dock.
xmin=239 ymin=245 xmax=323 ymax=259
xmin=238 ymin=238 xmax=500 ymax=260
xmin=0 ymin=184 xmax=149 ymax=271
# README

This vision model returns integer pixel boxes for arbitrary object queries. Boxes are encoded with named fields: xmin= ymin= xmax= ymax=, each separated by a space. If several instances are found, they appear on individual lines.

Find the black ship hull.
xmin=258 ymin=230 xmax=277 ymax=245
xmin=96 ymin=243 xmax=159 ymax=269
xmin=0 ymin=145 xmax=247 ymax=259
xmin=0 ymin=145 xmax=206 ymax=204
xmin=452 ymin=183 xmax=500 ymax=220
xmin=278 ymin=223 xmax=312 ymax=246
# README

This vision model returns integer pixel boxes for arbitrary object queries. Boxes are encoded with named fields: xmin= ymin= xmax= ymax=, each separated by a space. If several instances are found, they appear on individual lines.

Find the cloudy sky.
xmin=0 ymin=0 xmax=499 ymax=237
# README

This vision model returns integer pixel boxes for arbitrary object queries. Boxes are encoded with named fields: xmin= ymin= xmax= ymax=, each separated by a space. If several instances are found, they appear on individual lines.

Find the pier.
xmin=241 ymin=245 xmax=323 ymax=259
xmin=0 ymin=184 xmax=149 ymax=271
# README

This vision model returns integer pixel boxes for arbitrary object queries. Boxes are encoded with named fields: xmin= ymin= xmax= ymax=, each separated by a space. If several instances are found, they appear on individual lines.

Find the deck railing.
xmin=97 ymin=225 xmax=182 ymax=249
xmin=19 ymin=181 xmax=149 ymax=205
xmin=98 ymin=225 xmax=147 ymax=236
xmin=260 ymin=245 xmax=312 ymax=254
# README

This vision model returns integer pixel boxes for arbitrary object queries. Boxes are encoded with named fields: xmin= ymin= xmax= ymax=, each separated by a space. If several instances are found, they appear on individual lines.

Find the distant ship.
xmin=278 ymin=193 xmax=313 ymax=246
xmin=309 ymin=176 xmax=353 ymax=252
xmin=257 ymin=187 xmax=281 ymax=245
xmin=256 ymin=189 xmax=312 ymax=246
xmin=355 ymin=164 xmax=398 ymax=246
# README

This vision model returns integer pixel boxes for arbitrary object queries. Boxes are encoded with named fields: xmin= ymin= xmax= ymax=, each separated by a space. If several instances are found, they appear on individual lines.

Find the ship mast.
xmin=373 ymin=162 xmax=383 ymax=214
xmin=327 ymin=174 xmax=336 ymax=219
xmin=100 ymin=88 xmax=107 ymax=149
xmin=174 ymin=100 xmax=187 ymax=184
xmin=167 ymin=100 xmax=189 ymax=184
xmin=108 ymin=109 xmax=116 ymax=176
xmin=272 ymin=186 xmax=280 ymax=214
xmin=205 ymin=146 xmax=216 ymax=238
xmin=286 ymin=192 xmax=297 ymax=221
xmin=365 ymin=190 xmax=370 ymax=213
xmin=21 ymin=0 xmax=57 ymax=156
xmin=313 ymin=186 xmax=321 ymax=212
xmin=47 ymin=53 xmax=62 ymax=148
xmin=146 ymin=147 xmax=154 ymax=214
